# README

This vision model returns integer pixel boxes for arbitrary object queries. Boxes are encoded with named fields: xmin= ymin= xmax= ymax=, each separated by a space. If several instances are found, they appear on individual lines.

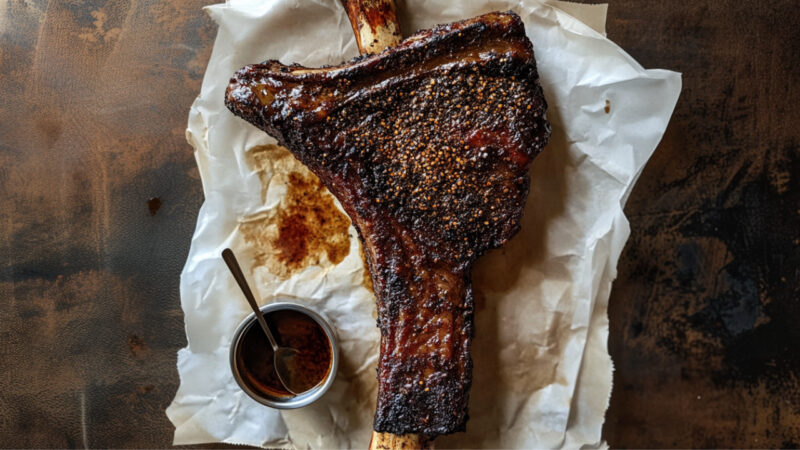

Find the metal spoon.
xmin=222 ymin=248 xmax=304 ymax=395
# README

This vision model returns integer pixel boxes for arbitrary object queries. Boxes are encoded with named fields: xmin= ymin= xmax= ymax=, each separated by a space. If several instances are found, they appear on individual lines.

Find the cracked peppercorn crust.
xmin=225 ymin=11 xmax=550 ymax=436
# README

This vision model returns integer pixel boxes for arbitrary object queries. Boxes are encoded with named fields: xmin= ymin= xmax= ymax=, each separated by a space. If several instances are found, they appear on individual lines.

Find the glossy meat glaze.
xmin=225 ymin=11 xmax=550 ymax=436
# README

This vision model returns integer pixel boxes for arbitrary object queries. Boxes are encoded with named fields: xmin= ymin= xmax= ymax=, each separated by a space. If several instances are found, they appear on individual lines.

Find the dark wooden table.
xmin=1 ymin=0 xmax=797 ymax=448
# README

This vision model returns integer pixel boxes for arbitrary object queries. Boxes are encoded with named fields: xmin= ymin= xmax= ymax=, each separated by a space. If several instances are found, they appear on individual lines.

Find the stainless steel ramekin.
xmin=229 ymin=301 xmax=339 ymax=409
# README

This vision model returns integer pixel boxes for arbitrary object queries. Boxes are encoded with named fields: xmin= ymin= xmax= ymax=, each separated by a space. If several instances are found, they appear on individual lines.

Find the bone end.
xmin=341 ymin=0 xmax=402 ymax=54
xmin=370 ymin=431 xmax=433 ymax=450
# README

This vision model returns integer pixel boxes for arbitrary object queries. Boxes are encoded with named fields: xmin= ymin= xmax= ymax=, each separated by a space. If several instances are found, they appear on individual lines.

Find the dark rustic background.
xmin=1 ymin=0 xmax=798 ymax=448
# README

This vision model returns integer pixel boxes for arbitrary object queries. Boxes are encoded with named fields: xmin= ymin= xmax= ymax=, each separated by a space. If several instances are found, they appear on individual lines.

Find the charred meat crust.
xmin=225 ymin=11 xmax=550 ymax=436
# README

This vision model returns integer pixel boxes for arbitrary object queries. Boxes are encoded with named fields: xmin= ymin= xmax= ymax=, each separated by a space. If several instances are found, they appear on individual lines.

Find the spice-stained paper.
xmin=166 ymin=0 xmax=681 ymax=448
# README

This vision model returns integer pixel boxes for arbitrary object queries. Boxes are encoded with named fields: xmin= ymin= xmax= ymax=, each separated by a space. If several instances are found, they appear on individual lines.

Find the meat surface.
xmin=225 ymin=11 xmax=550 ymax=436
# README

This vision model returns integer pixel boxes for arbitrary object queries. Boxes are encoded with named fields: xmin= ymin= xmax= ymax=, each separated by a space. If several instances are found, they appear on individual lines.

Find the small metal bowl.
xmin=229 ymin=301 xmax=339 ymax=409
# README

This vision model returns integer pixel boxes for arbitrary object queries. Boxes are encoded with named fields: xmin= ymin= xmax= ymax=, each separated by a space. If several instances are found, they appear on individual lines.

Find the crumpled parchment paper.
xmin=166 ymin=0 xmax=681 ymax=448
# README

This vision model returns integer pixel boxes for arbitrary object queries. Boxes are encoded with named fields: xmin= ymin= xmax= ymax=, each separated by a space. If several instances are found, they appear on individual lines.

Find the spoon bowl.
xmin=273 ymin=347 xmax=303 ymax=394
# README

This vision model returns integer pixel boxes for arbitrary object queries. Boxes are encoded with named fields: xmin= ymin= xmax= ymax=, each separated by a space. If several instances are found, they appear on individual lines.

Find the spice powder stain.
xmin=240 ymin=145 xmax=351 ymax=278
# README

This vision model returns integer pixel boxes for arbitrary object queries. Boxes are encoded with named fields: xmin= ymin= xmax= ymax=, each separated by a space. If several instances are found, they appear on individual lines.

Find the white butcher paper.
xmin=166 ymin=0 xmax=681 ymax=448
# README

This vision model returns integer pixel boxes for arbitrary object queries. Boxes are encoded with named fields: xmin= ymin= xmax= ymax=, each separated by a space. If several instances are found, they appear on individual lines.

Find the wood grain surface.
xmin=0 ymin=0 xmax=798 ymax=448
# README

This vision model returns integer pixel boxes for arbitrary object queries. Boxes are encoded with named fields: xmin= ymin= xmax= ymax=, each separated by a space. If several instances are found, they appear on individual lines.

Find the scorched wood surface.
xmin=0 ymin=0 xmax=797 ymax=448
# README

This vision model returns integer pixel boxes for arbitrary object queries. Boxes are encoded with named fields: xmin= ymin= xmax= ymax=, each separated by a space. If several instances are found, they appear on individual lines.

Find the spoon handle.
xmin=222 ymin=248 xmax=280 ymax=351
